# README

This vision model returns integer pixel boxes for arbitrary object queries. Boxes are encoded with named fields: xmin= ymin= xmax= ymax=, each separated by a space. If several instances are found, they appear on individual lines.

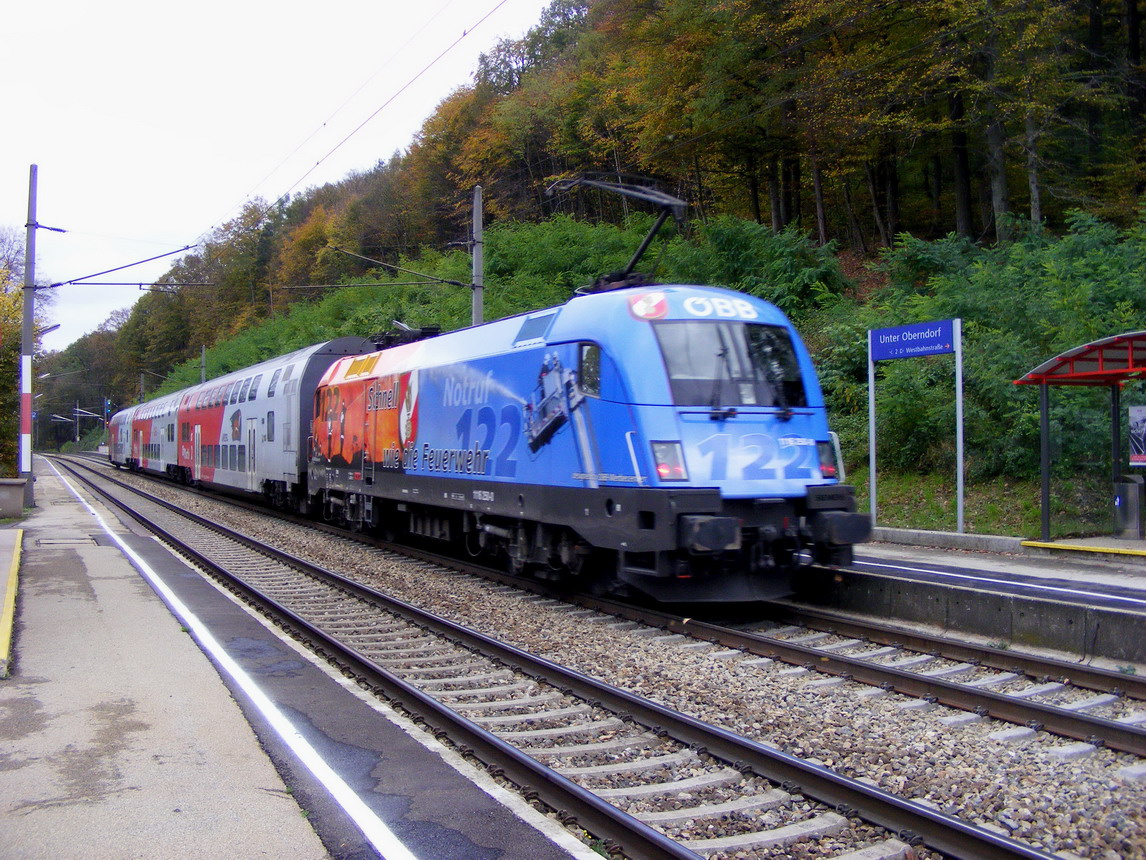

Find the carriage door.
xmin=133 ymin=430 xmax=142 ymax=465
xmin=193 ymin=425 xmax=202 ymax=482
xmin=246 ymin=418 xmax=258 ymax=491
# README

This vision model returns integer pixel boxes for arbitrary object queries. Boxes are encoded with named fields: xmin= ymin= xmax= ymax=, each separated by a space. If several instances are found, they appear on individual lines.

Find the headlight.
xmin=651 ymin=441 xmax=689 ymax=481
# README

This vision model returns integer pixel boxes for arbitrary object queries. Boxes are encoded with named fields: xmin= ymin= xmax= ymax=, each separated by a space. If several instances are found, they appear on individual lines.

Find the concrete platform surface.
xmin=0 ymin=472 xmax=329 ymax=859
xmin=1 ymin=462 xmax=596 ymax=860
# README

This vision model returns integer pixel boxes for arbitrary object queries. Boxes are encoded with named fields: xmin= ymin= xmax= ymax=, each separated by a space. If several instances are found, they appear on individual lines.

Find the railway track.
xmin=52 ymin=454 xmax=1069 ymax=859
xmin=582 ymin=602 xmax=1146 ymax=760
xmin=76 ymin=452 xmax=1146 ymax=758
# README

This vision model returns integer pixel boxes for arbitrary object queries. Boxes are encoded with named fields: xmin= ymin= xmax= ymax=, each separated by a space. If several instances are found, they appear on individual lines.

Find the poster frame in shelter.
xmin=1130 ymin=406 xmax=1146 ymax=466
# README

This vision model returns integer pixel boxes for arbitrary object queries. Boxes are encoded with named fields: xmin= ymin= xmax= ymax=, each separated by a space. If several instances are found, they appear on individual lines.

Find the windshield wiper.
xmin=755 ymin=333 xmax=793 ymax=421
xmin=709 ymin=329 xmax=738 ymax=421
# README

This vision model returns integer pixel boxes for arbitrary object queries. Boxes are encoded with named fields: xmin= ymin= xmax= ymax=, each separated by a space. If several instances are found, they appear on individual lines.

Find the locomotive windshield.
xmin=652 ymin=321 xmax=806 ymax=408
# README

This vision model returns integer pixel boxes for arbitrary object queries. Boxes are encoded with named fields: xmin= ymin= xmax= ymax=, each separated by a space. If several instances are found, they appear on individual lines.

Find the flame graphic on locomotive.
xmin=399 ymin=370 xmax=418 ymax=449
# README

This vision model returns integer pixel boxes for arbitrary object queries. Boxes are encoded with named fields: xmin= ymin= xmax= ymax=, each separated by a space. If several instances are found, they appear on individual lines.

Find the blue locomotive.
xmin=306 ymin=283 xmax=869 ymax=601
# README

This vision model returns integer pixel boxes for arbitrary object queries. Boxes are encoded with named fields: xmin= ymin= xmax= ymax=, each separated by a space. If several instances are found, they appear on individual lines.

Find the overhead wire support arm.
xmin=25 ymin=221 xmax=66 ymax=234
xmin=46 ymin=244 xmax=198 ymax=289
xmin=327 ymin=245 xmax=472 ymax=289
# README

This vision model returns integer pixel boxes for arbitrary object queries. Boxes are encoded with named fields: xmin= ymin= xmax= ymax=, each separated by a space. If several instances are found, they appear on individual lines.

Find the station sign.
xmin=867 ymin=317 xmax=965 ymax=532
xmin=869 ymin=319 xmax=956 ymax=361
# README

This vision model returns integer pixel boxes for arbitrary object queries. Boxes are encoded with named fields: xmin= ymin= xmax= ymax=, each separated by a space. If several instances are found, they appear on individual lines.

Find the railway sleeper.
xmin=635 ymin=789 xmax=792 ymax=826
xmin=683 ymin=811 xmax=849 ymax=856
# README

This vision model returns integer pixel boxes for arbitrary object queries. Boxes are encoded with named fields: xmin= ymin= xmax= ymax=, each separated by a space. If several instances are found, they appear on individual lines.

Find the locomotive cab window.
xmin=579 ymin=343 xmax=601 ymax=397
xmin=652 ymin=321 xmax=806 ymax=409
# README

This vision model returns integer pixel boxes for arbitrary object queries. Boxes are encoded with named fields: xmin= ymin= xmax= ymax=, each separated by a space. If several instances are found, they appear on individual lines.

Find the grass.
xmin=849 ymin=465 xmax=1114 ymax=539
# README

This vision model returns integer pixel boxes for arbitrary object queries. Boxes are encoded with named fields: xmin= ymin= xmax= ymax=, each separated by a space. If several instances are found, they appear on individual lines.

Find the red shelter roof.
xmin=1014 ymin=331 xmax=1146 ymax=387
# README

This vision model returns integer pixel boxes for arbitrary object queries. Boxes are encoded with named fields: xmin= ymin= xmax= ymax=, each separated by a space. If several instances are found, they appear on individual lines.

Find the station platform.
xmin=875 ymin=525 xmax=1146 ymax=564
xmin=0 ymin=462 xmax=597 ymax=860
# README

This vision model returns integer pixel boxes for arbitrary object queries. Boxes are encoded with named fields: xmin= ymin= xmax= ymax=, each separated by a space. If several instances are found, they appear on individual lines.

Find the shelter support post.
xmin=1040 ymin=383 xmax=1051 ymax=542
xmin=1112 ymin=384 xmax=1122 ymax=484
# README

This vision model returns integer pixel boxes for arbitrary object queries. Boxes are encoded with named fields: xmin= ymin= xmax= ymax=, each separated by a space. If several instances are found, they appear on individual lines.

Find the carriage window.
xmin=268 ymin=369 xmax=282 ymax=397
xmin=238 ymin=378 xmax=252 ymax=401
xmin=267 ymin=411 xmax=275 ymax=442
xmin=248 ymin=374 xmax=262 ymax=401
xmin=652 ymin=321 xmax=807 ymax=409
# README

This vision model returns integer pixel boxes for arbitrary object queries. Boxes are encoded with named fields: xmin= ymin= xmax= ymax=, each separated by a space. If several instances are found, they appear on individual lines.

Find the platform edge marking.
xmin=0 ymin=529 xmax=24 ymax=678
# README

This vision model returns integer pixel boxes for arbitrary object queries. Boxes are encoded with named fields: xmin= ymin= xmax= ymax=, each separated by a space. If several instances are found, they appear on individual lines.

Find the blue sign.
xmin=870 ymin=319 xmax=956 ymax=361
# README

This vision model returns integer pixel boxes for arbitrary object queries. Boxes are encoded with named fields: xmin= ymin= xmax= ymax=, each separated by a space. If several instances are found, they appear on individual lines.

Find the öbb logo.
xmin=683 ymin=296 xmax=759 ymax=320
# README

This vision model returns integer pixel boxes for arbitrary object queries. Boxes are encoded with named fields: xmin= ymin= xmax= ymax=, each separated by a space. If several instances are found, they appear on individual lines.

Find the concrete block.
xmin=989 ymin=726 xmax=1036 ymax=743
xmin=0 ymin=479 xmax=26 ymax=518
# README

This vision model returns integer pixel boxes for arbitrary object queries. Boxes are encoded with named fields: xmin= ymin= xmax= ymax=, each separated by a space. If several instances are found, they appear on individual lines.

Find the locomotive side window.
xmin=515 ymin=312 xmax=557 ymax=345
xmin=652 ymin=321 xmax=807 ymax=409
xmin=579 ymin=343 xmax=601 ymax=397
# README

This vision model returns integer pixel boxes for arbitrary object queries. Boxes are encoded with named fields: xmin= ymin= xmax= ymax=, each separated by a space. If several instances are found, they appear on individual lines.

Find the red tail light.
xmin=651 ymin=441 xmax=689 ymax=481
xmin=817 ymin=441 xmax=839 ymax=479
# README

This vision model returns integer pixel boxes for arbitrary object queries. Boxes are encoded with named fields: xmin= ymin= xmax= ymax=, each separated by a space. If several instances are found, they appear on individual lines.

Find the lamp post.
xmin=21 ymin=165 xmax=65 ymax=508
xmin=21 ymin=167 xmax=38 ymax=507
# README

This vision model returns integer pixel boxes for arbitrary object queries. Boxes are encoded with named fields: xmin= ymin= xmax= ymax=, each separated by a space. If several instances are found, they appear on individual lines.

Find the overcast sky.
xmin=2 ymin=0 xmax=551 ymax=353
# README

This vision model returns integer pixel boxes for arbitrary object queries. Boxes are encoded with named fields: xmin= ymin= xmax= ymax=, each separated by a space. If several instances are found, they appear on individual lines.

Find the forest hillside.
xmin=28 ymin=0 xmax=1146 ymax=534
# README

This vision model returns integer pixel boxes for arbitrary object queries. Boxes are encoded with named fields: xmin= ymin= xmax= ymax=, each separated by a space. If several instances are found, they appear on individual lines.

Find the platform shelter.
xmin=1014 ymin=331 xmax=1146 ymax=540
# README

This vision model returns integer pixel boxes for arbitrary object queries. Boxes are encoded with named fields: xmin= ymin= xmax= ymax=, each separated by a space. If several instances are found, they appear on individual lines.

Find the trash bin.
xmin=1114 ymin=474 xmax=1145 ymax=540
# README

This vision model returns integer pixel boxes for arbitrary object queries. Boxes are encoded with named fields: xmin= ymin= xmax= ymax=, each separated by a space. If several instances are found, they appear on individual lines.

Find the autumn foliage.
xmin=33 ymin=0 xmax=1146 ymax=492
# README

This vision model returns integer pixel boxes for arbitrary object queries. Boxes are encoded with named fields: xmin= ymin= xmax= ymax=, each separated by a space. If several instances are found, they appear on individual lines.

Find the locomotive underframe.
xmin=309 ymin=466 xmax=866 ymax=601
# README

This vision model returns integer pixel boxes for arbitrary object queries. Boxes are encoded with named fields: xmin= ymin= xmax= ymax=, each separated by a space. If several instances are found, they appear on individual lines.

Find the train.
xmin=109 ymin=283 xmax=870 ymax=602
